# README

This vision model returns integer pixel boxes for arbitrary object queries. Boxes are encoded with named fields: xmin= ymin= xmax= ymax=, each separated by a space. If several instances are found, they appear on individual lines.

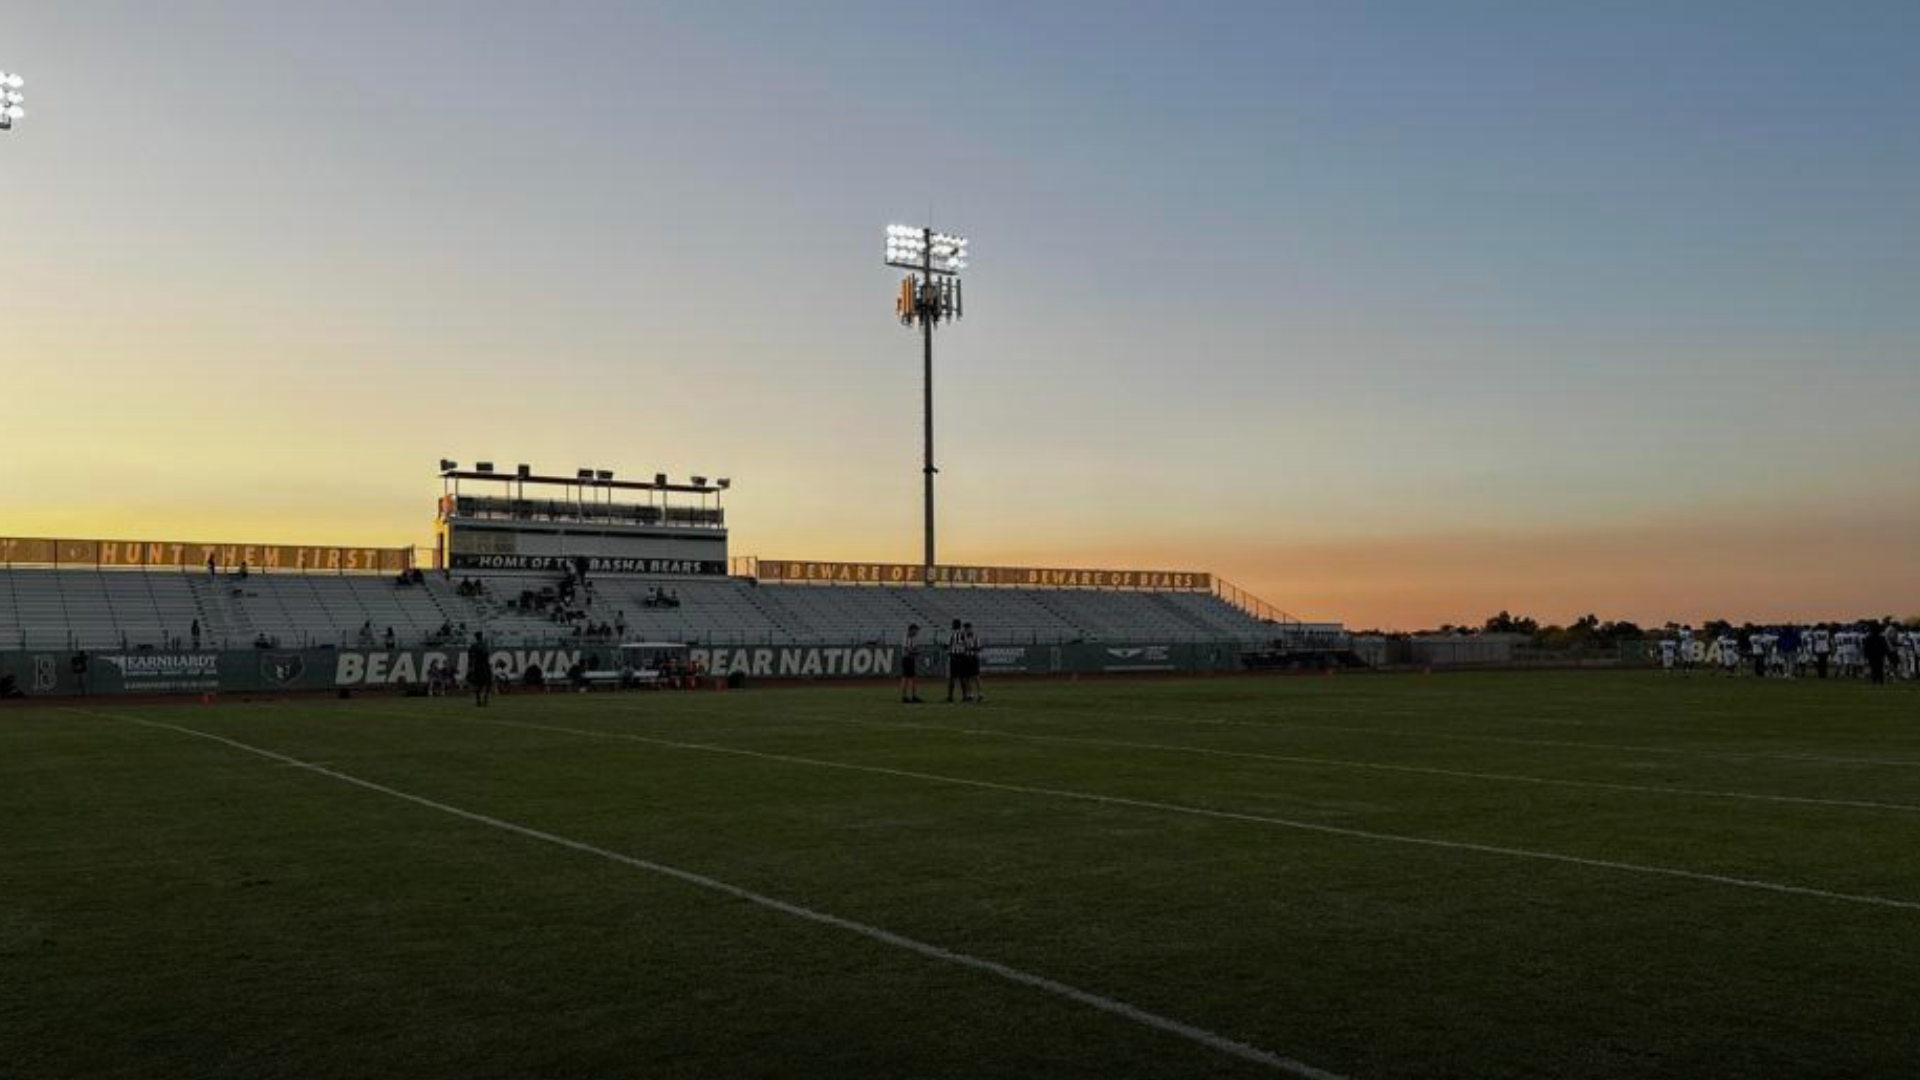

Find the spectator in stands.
xmin=190 ymin=619 xmax=201 ymax=649
xmin=383 ymin=626 xmax=396 ymax=648
xmin=614 ymin=611 xmax=627 ymax=638
xmin=468 ymin=632 xmax=493 ymax=707
xmin=899 ymin=624 xmax=924 ymax=704
xmin=206 ymin=555 xmax=217 ymax=578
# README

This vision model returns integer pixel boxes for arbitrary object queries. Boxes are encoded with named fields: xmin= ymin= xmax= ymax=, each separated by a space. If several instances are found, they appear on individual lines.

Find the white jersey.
xmin=1659 ymin=640 xmax=1678 ymax=668
xmin=1717 ymin=636 xmax=1741 ymax=667
xmin=1837 ymin=632 xmax=1863 ymax=666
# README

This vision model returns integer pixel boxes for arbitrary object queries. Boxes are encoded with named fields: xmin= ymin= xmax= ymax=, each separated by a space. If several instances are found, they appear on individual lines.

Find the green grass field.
xmin=6 ymin=672 xmax=1919 ymax=1079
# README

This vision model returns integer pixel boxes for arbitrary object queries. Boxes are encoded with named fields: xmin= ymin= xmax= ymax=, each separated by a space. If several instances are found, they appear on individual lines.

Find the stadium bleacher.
xmin=0 ymin=566 xmax=1315 ymax=651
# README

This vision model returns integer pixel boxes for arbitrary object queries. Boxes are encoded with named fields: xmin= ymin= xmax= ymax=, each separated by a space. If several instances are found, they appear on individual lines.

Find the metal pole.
xmin=921 ymin=227 xmax=936 ymax=586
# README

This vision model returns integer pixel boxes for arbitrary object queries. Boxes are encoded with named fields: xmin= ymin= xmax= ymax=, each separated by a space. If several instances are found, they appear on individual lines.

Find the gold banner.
xmin=756 ymin=559 xmax=1211 ymax=591
xmin=0 ymin=536 xmax=411 ymax=573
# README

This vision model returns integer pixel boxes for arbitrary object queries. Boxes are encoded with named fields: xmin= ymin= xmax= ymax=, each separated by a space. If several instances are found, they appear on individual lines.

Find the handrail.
xmin=1210 ymin=577 xmax=1302 ymax=628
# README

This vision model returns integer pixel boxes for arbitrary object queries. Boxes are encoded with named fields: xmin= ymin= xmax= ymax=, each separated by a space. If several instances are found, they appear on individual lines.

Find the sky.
xmin=2 ymin=0 xmax=1916 ymax=629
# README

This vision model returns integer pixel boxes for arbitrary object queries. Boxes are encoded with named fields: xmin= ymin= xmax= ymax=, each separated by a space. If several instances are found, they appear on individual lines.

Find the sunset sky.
xmin=3 ymin=1 xmax=1916 ymax=629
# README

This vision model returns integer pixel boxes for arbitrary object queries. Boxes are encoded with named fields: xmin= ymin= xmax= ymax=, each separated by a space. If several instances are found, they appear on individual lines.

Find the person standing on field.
xmin=1864 ymin=622 xmax=1892 ymax=685
xmin=899 ymin=623 xmax=924 ymax=704
xmin=1811 ymin=626 xmax=1833 ymax=678
xmin=961 ymin=621 xmax=985 ymax=703
xmin=944 ymin=619 xmax=964 ymax=703
xmin=468 ymin=631 xmax=493 ymax=707
xmin=1776 ymin=625 xmax=1802 ymax=680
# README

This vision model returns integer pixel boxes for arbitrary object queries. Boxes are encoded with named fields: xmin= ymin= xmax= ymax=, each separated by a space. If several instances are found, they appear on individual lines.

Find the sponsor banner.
xmin=976 ymin=646 xmax=1033 ymax=671
xmin=757 ymin=560 xmax=1211 ymax=591
xmin=449 ymin=554 xmax=728 ymax=575
xmin=0 ymin=536 xmax=409 ymax=573
xmin=97 ymin=651 xmax=222 ymax=693
xmin=1101 ymin=645 xmax=1175 ymax=672
xmin=689 ymin=645 xmax=899 ymax=679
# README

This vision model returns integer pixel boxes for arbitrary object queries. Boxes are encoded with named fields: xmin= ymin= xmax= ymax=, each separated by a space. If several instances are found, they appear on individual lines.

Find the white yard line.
xmin=1039 ymin=706 xmax=1920 ymax=769
xmin=770 ymin=711 xmax=1920 ymax=814
xmin=466 ymin=715 xmax=1920 ymax=913
xmin=71 ymin=708 xmax=1345 ymax=1080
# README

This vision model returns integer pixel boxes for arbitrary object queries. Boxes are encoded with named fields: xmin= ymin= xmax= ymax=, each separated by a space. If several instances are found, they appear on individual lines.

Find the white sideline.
xmin=469 ymin=716 xmax=1920 ymax=913
xmin=791 ymin=713 xmax=1920 ymax=815
xmin=72 ymin=709 xmax=1345 ymax=1080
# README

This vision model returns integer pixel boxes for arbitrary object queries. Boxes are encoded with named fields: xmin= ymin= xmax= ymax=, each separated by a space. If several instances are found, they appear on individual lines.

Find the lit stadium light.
xmin=884 ymin=224 xmax=969 ymax=275
xmin=0 ymin=70 xmax=23 ymax=130
xmin=881 ymin=222 xmax=973 ymax=585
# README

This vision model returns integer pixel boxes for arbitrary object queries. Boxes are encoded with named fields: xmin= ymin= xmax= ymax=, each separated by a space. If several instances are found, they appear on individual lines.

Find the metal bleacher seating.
xmin=0 ymin=566 xmax=1300 ymax=651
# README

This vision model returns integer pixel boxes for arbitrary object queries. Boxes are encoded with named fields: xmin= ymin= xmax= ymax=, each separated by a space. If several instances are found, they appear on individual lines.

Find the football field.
xmin=6 ymin=672 xmax=1918 ymax=1079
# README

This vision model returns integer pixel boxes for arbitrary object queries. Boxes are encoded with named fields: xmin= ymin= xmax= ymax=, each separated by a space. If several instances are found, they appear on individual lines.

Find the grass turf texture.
xmin=5 ymin=672 xmax=1918 ymax=1079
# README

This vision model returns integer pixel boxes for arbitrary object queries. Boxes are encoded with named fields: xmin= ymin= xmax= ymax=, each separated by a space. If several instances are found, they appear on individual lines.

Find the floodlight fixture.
xmin=715 ymin=478 xmax=731 ymax=490
xmin=0 ymin=71 xmax=23 ymax=130
xmin=595 ymin=469 xmax=613 ymax=482
xmin=439 ymin=459 xmax=459 ymax=472
xmin=516 ymin=463 xmax=531 ymax=478
xmin=576 ymin=468 xmax=594 ymax=480
xmin=654 ymin=472 xmax=668 ymax=486
xmin=475 ymin=461 xmax=494 ymax=473
xmin=884 ymin=223 xmax=969 ymax=276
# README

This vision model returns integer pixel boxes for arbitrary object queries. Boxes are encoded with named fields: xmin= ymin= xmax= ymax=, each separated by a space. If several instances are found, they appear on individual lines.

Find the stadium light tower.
xmin=885 ymin=223 xmax=968 ymax=586
xmin=0 ymin=70 xmax=24 ymax=132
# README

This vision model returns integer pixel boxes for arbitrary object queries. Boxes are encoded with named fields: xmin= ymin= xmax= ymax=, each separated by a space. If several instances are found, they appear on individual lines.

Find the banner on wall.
xmin=0 ymin=641 xmax=1249 ymax=697
xmin=447 ymin=554 xmax=727 ymax=575
xmin=0 ymin=536 xmax=410 ymax=572
xmin=755 ymin=560 xmax=1211 ymax=591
